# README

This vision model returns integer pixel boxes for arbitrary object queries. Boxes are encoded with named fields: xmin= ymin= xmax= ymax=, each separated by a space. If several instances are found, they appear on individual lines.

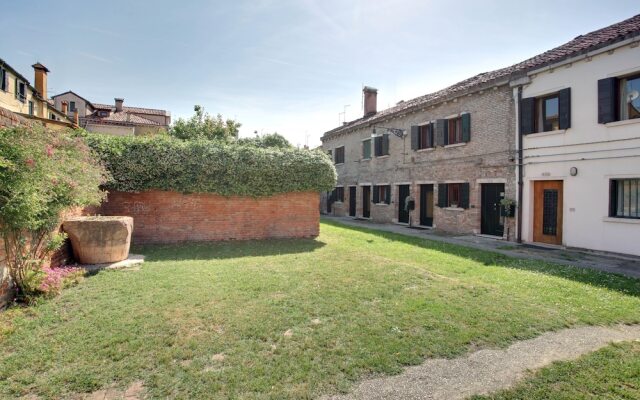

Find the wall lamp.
xmin=372 ymin=126 xmax=405 ymax=138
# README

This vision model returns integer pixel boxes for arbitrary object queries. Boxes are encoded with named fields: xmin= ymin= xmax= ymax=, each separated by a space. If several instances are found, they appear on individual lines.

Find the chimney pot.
xmin=115 ymin=98 xmax=124 ymax=112
xmin=363 ymin=86 xmax=377 ymax=117
xmin=32 ymin=62 xmax=49 ymax=100
xmin=74 ymin=109 xmax=79 ymax=126
xmin=61 ymin=101 xmax=68 ymax=114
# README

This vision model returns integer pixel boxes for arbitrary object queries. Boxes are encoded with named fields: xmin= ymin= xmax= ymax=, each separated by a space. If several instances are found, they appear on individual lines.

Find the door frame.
xmin=480 ymin=183 xmax=505 ymax=237
xmin=532 ymin=180 xmax=564 ymax=245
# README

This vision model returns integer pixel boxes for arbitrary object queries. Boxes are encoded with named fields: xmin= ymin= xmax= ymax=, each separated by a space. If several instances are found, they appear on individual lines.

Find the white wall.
xmin=521 ymin=42 xmax=640 ymax=255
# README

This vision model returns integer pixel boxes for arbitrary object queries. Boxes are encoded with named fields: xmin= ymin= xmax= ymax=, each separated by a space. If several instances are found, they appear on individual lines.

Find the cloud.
xmin=77 ymin=52 xmax=114 ymax=64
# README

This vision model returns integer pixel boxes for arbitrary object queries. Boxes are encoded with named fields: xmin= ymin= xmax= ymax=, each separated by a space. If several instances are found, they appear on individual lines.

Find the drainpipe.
xmin=516 ymin=86 xmax=524 ymax=243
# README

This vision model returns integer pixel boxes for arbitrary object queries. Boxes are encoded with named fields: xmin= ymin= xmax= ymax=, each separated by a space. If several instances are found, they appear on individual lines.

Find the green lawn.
xmin=472 ymin=340 xmax=640 ymax=399
xmin=1 ymin=220 xmax=639 ymax=399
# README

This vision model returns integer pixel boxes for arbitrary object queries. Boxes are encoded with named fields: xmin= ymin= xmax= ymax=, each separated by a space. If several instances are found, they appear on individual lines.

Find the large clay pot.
xmin=63 ymin=216 xmax=133 ymax=264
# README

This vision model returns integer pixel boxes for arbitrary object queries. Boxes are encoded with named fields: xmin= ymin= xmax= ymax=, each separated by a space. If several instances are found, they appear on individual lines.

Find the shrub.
xmin=0 ymin=125 xmax=107 ymax=302
xmin=86 ymin=134 xmax=337 ymax=196
xmin=168 ymin=105 xmax=241 ymax=141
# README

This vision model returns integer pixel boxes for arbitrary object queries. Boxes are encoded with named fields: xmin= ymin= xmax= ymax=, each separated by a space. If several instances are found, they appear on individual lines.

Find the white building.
xmin=513 ymin=15 xmax=640 ymax=255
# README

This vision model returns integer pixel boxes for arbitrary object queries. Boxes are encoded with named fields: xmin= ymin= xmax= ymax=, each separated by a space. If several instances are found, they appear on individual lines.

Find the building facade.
xmin=514 ymin=26 xmax=640 ymax=255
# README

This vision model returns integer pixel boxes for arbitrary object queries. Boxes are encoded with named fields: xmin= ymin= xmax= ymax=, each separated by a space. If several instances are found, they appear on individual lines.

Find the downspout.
xmin=516 ymin=86 xmax=524 ymax=243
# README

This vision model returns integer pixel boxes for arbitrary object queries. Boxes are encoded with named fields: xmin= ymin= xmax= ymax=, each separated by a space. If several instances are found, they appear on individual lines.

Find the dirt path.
xmin=325 ymin=324 xmax=640 ymax=400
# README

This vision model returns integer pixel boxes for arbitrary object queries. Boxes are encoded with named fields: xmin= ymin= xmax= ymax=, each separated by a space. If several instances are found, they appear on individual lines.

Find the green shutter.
xmin=435 ymin=119 xmax=446 ymax=146
xmin=410 ymin=126 xmax=419 ymax=150
xmin=14 ymin=78 xmax=18 ymax=99
xmin=461 ymin=113 xmax=471 ymax=142
xmin=598 ymin=78 xmax=617 ymax=124
xmin=437 ymin=184 xmax=448 ymax=207
xmin=558 ymin=88 xmax=571 ymax=129
xmin=520 ymin=97 xmax=536 ymax=134
xmin=385 ymin=186 xmax=391 ymax=204
xmin=382 ymin=134 xmax=390 ymax=155
xmin=460 ymin=183 xmax=470 ymax=209
xmin=362 ymin=139 xmax=371 ymax=159
xmin=373 ymin=185 xmax=380 ymax=203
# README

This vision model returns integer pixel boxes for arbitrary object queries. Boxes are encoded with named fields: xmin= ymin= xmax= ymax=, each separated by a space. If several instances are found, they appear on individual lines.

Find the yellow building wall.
xmin=0 ymin=71 xmax=47 ymax=118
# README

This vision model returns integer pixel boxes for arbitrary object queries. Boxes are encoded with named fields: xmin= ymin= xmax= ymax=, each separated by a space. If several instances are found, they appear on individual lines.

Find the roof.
xmin=51 ymin=90 xmax=95 ymax=107
xmin=323 ymin=13 xmax=640 ymax=141
xmin=84 ymin=111 xmax=160 ymax=126
xmin=92 ymin=103 xmax=169 ymax=116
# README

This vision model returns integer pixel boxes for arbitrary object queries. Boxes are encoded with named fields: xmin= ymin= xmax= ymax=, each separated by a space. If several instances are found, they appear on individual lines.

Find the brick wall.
xmin=98 ymin=190 xmax=320 ymax=244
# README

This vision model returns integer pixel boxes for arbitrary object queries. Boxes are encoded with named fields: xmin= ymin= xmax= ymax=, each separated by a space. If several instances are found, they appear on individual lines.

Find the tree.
xmin=168 ymin=105 xmax=241 ymax=141
xmin=238 ymin=132 xmax=292 ymax=149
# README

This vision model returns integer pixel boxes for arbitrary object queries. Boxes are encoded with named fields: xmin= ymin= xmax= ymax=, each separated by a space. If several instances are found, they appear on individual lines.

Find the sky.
xmin=2 ymin=1 xmax=639 ymax=147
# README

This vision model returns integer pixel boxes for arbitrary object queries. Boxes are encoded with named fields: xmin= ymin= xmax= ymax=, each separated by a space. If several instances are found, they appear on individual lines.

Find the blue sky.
xmin=2 ymin=1 xmax=639 ymax=146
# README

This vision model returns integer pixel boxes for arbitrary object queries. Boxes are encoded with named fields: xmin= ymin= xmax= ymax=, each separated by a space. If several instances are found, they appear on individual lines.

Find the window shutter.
xmin=460 ymin=183 xmax=470 ymax=209
xmin=597 ymin=78 xmax=617 ymax=124
xmin=14 ymin=78 xmax=18 ymax=99
xmin=385 ymin=186 xmax=391 ymax=204
xmin=429 ymin=122 xmax=435 ymax=147
xmin=410 ymin=126 xmax=419 ymax=150
xmin=382 ymin=134 xmax=390 ymax=155
xmin=519 ymin=97 xmax=536 ymax=134
xmin=374 ymin=136 xmax=382 ymax=156
xmin=435 ymin=119 xmax=447 ymax=146
xmin=558 ymin=88 xmax=571 ymax=130
xmin=373 ymin=185 xmax=380 ymax=203
xmin=437 ymin=184 xmax=448 ymax=208
xmin=461 ymin=113 xmax=471 ymax=142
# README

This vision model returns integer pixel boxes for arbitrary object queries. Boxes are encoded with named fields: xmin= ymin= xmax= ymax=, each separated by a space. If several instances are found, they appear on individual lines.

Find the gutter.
xmin=516 ymin=85 xmax=523 ymax=243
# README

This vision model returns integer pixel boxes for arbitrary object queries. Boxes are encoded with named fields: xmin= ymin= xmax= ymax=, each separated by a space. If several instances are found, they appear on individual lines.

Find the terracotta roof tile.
xmin=323 ymin=14 xmax=640 ymax=140
xmin=92 ymin=103 xmax=168 ymax=116
xmin=85 ymin=111 xmax=160 ymax=126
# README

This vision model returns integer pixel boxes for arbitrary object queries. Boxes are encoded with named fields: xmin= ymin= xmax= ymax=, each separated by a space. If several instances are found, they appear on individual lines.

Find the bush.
xmin=86 ymin=134 xmax=337 ymax=197
xmin=0 ymin=125 xmax=107 ymax=302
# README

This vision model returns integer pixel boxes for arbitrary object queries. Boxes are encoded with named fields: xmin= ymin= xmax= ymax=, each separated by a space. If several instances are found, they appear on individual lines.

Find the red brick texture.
xmin=98 ymin=190 xmax=321 ymax=244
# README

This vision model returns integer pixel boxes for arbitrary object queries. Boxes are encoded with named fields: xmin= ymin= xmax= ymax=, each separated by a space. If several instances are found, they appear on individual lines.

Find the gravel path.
xmin=324 ymin=324 xmax=640 ymax=400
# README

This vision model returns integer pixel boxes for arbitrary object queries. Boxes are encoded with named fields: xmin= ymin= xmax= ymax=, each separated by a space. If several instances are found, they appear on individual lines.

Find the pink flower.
xmin=25 ymin=158 xmax=35 ymax=167
xmin=46 ymin=145 xmax=54 ymax=157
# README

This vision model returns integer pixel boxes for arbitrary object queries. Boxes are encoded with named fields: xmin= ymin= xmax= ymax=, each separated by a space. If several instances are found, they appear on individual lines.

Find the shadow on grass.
xmin=322 ymin=219 xmax=640 ymax=298
xmin=134 ymin=237 xmax=326 ymax=261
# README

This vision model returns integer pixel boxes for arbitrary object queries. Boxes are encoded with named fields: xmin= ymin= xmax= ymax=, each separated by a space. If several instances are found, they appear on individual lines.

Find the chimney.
xmin=61 ymin=101 xmax=68 ymax=114
xmin=32 ymin=62 xmax=49 ymax=100
xmin=363 ymin=86 xmax=377 ymax=117
xmin=74 ymin=109 xmax=79 ymax=126
xmin=115 ymin=98 xmax=124 ymax=112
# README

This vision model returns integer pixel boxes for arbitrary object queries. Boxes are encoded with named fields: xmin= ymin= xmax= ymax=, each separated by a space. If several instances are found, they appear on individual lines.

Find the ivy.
xmin=86 ymin=134 xmax=337 ymax=197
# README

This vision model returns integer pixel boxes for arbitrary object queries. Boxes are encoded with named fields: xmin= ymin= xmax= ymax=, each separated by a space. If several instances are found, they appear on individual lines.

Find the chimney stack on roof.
xmin=74 ymin=109 xmax=79 ymax=126
xmin=115 ymin=98 xmax=124 ymax=112
xmin=363 ymin=86 xmax=377 ymax=117
xmin=32 ymin=62 xmax=49 ymax=100
xmin=61 ymin=101 xmax=68 ymax=114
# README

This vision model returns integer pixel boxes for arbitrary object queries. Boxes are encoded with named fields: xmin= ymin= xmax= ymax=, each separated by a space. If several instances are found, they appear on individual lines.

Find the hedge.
xmin=86 ymin=134 xmax=337 ymax=197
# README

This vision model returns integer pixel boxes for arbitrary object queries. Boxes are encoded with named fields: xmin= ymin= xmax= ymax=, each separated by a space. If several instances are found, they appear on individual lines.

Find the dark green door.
xmin=349 ymin=186 xmax=356 ymax=217
xmin=481 ymin=183 xmax=504 ymax=236
xmin=398 ymin=185 xmax=410 ymax=223
xmin=362 ymin=186 xmax=371 ymax=218
xmin=420 ymin=184 xmax=434 ymax=227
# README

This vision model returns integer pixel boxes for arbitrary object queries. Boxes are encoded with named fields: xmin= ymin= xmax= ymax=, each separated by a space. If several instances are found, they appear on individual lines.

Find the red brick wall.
xmin=98 ymin=190 xmax=320 ymax=244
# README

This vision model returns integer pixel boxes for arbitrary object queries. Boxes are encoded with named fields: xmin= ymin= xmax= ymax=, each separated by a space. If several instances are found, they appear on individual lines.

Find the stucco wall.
xmin=521 ymin=42 xmax=640 ymax=255
xmin=322 ymin=85 xmax=516 ymax=239
xmin=53 ymin=92 xmax=90 ymax=118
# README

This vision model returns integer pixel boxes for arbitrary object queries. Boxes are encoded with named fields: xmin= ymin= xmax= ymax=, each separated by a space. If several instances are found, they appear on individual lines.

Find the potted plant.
xmin=500 ymin=198 xmax=516 ymax=217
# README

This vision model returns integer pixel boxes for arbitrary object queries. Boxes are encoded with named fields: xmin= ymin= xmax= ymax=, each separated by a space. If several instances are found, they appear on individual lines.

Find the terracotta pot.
xmin=63 ymin=216 xmax=133 ymax=264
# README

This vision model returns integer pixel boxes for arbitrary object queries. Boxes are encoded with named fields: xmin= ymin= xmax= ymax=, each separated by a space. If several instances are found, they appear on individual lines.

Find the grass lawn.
xmin=1 ymin=220 xmax=639 ymax=399
xmin=472 ymin=340 xmax=640 ymax=399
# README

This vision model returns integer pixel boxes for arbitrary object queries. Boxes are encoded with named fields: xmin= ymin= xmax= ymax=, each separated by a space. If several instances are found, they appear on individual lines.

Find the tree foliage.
xmin=86 ymin=134 xmax=336 ymax=197
xmin=168 ymin=105 xmax=241 ymax=141
xmin=0 ymin=125 xmax=107 ymax=302
xmin=237 ymin=132 xmax=292 ymax=149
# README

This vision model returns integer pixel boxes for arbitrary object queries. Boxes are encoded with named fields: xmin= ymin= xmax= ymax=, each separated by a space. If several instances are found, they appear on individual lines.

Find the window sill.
xmin=416 ymin=147 xmax=435 ymax=153
xmin=335 ymin=162 xmax=344 ymax=166
xmin=602 ymin=216 xmax=640 ymax=224
xmin=361 ymin=158 xmax=371 ymax=162
xmin=374 ymin=203 xmax=390 ymax=206
xmin=375 ymin=155 xmax=390 ymax=159
xmin=525 ymin=129 xmax=566 ymax=138
xmin=444 ymin=143 xmax=466 ymax=149
xmin=443 ymin=207 xmax=465 ymax=212
xmin=604 ymin=119 xmax=640 ymax=128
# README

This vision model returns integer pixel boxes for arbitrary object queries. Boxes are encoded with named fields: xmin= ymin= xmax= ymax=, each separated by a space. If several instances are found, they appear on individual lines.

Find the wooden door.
xmin=533 ymin=180 xmax=563 ymax=245
xmin=481 ymin=183 xmax=504 ymax=236
xmin=349 ymin=186 xmax=357 ymax=217
xmin=398 ymin=185 xmax=410 ymax=223
xmin=419 ymin=184 xmax=434 ymax=227
xmin=362 ymin=186 xmax=371 ymax=218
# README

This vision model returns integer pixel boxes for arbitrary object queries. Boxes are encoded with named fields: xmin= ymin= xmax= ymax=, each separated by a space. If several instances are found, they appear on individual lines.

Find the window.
xmin=99 ymin=110 xmax=109 ymax=117
xmin=373 ymin=185 xmax=391 ymax=204
xmin=437 ymin=183 xmax=470 ymax=209
xmin=16 ymin=81 xmax=26 ymax=103
xmin=540 ymin=94 xmax=559 ymax=132
xmin=0 ymin=68 xmax=7 ymax=92
xmin=362 ymin=138 xmax=372 ymax=159
xmin=374 ymin=133 xmax=389 ymax=157
xmin=334 ymin=146 xmax=345 ymax=164
xmin=69 ymin=101 xmax=77 ymax=112
xmin=332 ymin=187 xmax=344 ymax=202
xmin=448 ymin=116 xmax=463 ymax=145
xmin=620 ymin=74 xmax=640 ymax=121
xmin=610 ymin=179 xmax=639 ymax=219
xmin=49 ymin=113 xmax=56 ymax=120
xmin=521 ymin=89 xmax=571 ymax=133
xmin=411 ymin=123 xmax=435 ymax=150
xmin=448 ymin=184 xmax=461 ymax=207
xmin=28 ymin=101 xmax=34 ymax=116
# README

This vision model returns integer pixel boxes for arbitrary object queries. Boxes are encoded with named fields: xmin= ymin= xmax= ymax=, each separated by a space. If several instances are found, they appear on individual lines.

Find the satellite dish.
xmin=628 ymin=90 xmax=640 ymax=103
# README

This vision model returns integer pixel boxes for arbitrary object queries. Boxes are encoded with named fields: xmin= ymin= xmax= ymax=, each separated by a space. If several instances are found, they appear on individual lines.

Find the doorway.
xmin=419 ymin=184 xmax=434 ymax=227
xmin=326 ymin=191 xmax=332 ymax=214
xmin=533 ymin=180 xmax=563 ymax=245
xmin=398 ymin=184 xmax=410 ymax=224
xmin=349 ymin=186 xmax=357 ymax=217
xmin=481 ymin=183 xmax=504 ymax=236
xmin=362 ymin=186 xmax=371 ymax=218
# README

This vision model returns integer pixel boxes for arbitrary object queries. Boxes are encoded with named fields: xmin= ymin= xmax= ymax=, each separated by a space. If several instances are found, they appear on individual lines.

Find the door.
xmin=349 ymin=186 xmax=357 ymax=217
xmin=398 ymin=185 xmax=410 ymax=223
xmin=481 ymin=183 xmax=504 ymax=236
xmin=326 ymin=191 xmax=332 ymax=213
xmin=362 ymin=186 xmax=371 ymax=218
xmin=533 ymin=180 xmax=563 ymax=245
xmin=420 ymin=184 xmax=434 ymax=227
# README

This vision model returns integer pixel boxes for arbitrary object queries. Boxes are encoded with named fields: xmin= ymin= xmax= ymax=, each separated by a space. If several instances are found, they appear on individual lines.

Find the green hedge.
xmin=86 ymin=134 xmax=336 ymax=197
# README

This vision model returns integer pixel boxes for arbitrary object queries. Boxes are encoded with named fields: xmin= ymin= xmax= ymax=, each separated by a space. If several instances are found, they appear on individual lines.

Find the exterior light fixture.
xmin=570 ymin=167 xmax=578 ymax=176
xmin=371 ymin=126 xmax=405 ymax=138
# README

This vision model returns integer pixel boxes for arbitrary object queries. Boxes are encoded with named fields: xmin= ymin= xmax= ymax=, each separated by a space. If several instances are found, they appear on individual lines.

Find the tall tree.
xmin=169 ymin=105 xmax=241 ymax=141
